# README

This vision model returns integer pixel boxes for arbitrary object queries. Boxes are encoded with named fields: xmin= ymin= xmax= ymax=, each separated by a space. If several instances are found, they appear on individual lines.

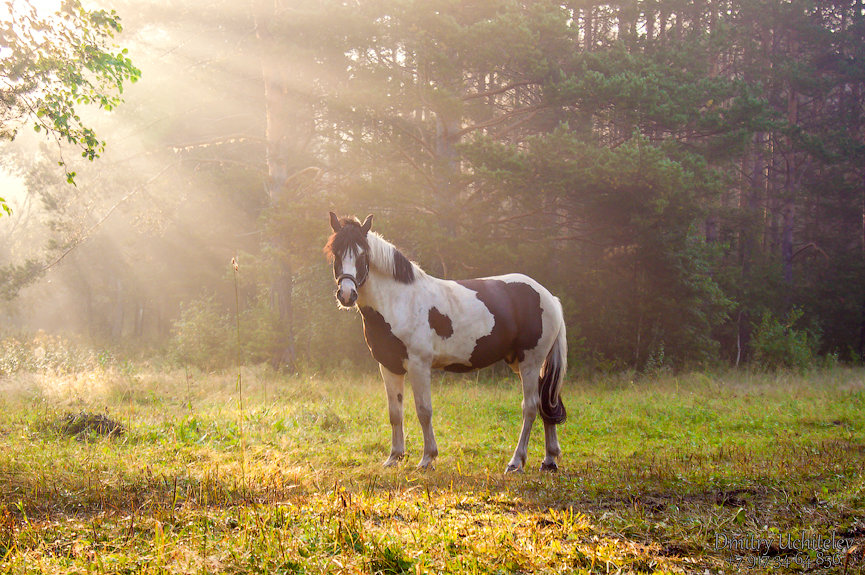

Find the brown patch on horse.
xmin=428 ymin=307 xmax=453 ymax=338
xmin=360 ymin=306 xmax=408 ymax=375
xmin=444 ymin=279 xmax=543 ymax=372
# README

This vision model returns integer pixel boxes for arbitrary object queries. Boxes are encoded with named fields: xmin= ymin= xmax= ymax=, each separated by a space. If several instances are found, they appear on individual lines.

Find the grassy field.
xmin=0 ymin=365 xmax=863 ymax=574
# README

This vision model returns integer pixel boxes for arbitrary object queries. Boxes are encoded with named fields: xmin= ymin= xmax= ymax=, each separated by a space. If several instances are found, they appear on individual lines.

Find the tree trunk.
xmin=781 ymin=186 xmax=794 ymax=288
xmin=112 ymin=278 xmax=124 ymax=338
xmin=738 ymin=131 xmax=766 ymax=362
xmin=781 ymin=47 xmax=800 ymax=305
xmin=134 ymin=301 xmax=144 ymax=338
xmin=860 ymin=172 xmax=865 ymax=360
xmin=583 ymin=6 xmax=593 ymax=51
xmin=270 ymin=260 xmax=295 ymax=367
xmin=252 ymin=0 xmax=314 ymax=369
xmin=431 ymin=108 xmax=461 ymax=274
xmin=645 ymin=0 xmax=656 ymax=48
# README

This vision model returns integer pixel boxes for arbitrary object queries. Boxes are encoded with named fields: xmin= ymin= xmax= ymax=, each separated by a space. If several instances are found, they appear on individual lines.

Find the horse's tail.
xmin=538 ymin=305 xmax=567 ymax=425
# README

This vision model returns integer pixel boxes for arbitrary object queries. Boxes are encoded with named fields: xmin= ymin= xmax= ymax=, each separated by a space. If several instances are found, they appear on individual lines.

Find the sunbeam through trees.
xmin=2 ymin=0 xmax=865 ymax=372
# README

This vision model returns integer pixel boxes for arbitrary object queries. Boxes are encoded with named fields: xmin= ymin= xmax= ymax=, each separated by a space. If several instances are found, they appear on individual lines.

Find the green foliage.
xmin=0 ymin=259 xmax=44 ymax=300
xmin=305 ymin=0 xmax=865 ymax=372
xmin=238 ymin=294 xmax=290 ymax=366
xmin=751 ymin=309 xmax=819 ymax=371
xmin=170 ymin=295 xmax=233 ymax=371
xmin=312 ymin=1 xmax=759 ymax=370
xmin=169 ymin=292 xmax=294 ymax=371
xmin=288 ymin=267 xmax=371 ymax=371
xmin=462 ymin=129 xmax=733 ymax=369
xmin=0 ymin=0 xmax=140 ymax=183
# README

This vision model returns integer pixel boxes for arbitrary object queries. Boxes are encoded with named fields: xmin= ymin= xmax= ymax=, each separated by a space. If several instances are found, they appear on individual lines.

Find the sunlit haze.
xmin=2 ymin=0 xmax=865 ymax=370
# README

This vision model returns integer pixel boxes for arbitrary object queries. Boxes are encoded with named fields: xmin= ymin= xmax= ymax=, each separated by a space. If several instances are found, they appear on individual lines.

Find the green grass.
xmin=0 ymin=366 xmax=864 ymax=573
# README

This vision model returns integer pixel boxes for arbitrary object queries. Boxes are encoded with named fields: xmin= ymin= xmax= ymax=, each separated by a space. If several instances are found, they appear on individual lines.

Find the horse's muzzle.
xmin=336 ymin=277 xmax=358 ymax=307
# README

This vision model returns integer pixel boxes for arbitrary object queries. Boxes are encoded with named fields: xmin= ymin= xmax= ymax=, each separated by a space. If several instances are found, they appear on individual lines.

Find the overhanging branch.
xmin=451 ymin=104 xmax=547 ymax=140
xmin=42 ymin=163 xmax=177 ymax=273
xmin=462 ymin=81 xmax=537 ymax=102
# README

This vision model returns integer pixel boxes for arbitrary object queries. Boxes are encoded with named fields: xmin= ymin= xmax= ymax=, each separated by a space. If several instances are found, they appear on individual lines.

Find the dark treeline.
xmin=2 ymin=0 xmax=865 ymax=372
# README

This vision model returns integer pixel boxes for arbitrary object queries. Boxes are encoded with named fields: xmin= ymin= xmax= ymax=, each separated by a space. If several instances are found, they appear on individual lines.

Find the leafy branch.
xmin=0 ymin=0 xmax=140 ymax=203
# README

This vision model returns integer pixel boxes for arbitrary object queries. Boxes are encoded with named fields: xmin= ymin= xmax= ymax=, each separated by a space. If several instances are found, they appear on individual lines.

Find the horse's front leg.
xmin=380 ymin=364 xmax=405 ymax=467
xmin=407 ymin=360 xmax=438 ymax=469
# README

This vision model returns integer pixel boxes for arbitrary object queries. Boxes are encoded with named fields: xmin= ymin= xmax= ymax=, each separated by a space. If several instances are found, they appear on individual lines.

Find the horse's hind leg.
xmin=541 ymin=422 xmax=562 ymax=471
xmin=506 ymin=362 xmax=541 ymax=473
xmin=380 ymin=364 xmax=405 ymax=467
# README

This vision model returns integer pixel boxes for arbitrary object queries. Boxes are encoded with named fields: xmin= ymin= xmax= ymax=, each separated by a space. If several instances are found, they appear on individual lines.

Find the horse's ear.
xmin=329 ymin=211 xmax=341 ymax=233
xmin=361 ymin=214 xmax=373 ymax=234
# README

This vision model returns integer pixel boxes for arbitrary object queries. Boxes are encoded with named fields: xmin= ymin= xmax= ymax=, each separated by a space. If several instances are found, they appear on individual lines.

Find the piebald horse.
xmin=324 ymin=213 xmax=567 ymax=473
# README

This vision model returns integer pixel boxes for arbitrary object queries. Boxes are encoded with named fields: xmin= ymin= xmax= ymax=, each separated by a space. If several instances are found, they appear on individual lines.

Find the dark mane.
xmin=324 ymin=215 xmax=417 ymax=284
xmin=324 ymin=217 xmax=369 ymax=261
xmin=391 ymin=249 xmax=415 ymax=283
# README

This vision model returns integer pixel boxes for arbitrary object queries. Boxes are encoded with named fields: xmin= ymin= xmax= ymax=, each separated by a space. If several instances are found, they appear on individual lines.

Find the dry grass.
xmin=0 ymin=365 xmax=864 ymax=573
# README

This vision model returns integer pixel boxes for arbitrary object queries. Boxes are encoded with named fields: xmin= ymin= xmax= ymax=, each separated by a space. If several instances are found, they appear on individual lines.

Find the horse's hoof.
xmin=383 ymin=454 xmax=404 ymax=467
xmin=540 ymin=461 xmax=559 ymax=472
xmin=504 ymin=464 xmax=524 ymax=474
xmin=417 ymin=461 xmax=435 ymax=471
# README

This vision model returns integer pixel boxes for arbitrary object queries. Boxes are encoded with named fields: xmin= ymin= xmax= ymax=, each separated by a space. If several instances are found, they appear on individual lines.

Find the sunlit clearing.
xmin=40 ymin=371 xmax=114 ymax=402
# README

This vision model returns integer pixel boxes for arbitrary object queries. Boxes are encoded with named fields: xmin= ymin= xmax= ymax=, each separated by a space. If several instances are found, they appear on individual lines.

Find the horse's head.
xmin=324 ymin=212 xmax=373 ymax=307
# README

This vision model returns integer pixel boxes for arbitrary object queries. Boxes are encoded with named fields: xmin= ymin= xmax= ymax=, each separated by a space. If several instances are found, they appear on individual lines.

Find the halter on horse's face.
xmin=333 ymin=248 xmax=368 ymax=306
xmin=327 ymin=212 xmax=373 ymax=307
